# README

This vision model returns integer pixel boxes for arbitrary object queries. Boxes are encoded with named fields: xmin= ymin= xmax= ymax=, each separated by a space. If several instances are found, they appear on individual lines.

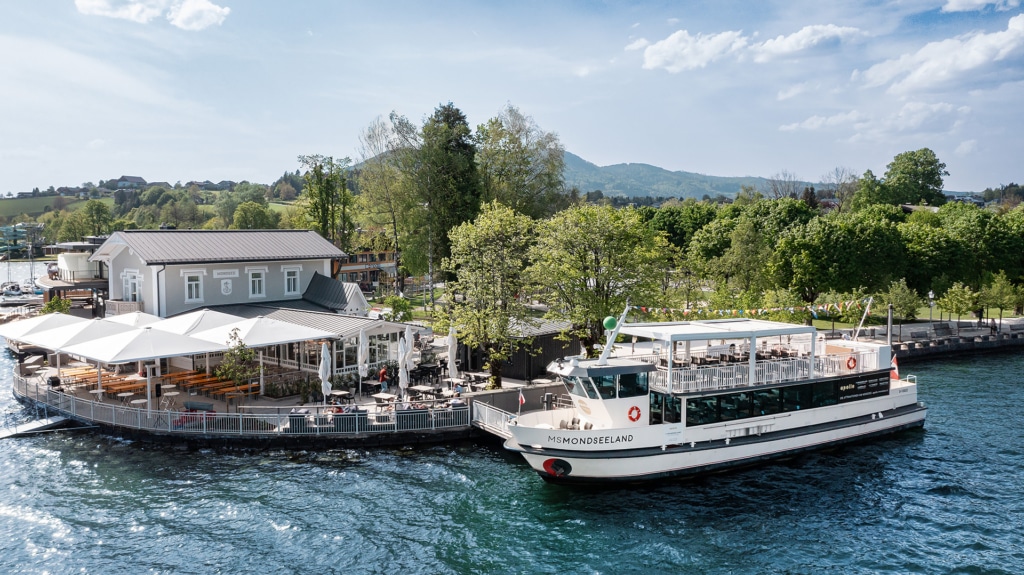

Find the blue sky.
xmin=2 ymin=0 xmax=1023 ymax=194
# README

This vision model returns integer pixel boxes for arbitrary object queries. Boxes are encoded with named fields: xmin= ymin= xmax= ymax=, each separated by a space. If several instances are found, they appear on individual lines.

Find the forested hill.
xmin=563 ymin=152 xmax=774 ymax=200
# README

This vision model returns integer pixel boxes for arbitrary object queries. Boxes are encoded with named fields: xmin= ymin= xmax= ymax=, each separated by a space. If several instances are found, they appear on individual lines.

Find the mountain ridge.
xmin=563 ymin=152 xmax=786 ymax=199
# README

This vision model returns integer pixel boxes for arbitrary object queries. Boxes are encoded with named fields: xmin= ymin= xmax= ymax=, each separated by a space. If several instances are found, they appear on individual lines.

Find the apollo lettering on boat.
xmin=546 ymin=434 xmax=634 ymax=445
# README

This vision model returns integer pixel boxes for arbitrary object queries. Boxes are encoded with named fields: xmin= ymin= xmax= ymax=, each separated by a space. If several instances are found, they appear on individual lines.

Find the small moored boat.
xmin=504 ymin=307 xmax=926 ymax=483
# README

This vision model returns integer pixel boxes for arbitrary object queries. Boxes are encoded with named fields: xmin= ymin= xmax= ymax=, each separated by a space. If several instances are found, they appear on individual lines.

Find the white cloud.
xmin=624 ymin=38 xmax=649 ymax=51
xmin=848 ymin=101 xmax=968 ymax=142
xmin=856 ymin=14 xmax=1024 ymax=94
xmin=779 ymin=110 xmax=863 ymax=131
xmin=166 ymin=0 xmax=230 ymax=31
xmin=74 ymin=0 xmax=166 ymax=24
xmin=75 ymin=0 xmax=229 ymax=30
xmin=955 ymin=139 xmax=978 ymax=155
xmin=642 ymin=29 xmax=747 ymax=72
xmin=942 ymin=0 xmax=1020 ymax=12
xmin=751 ymin=24 xmax=862 ymax=62
xmin=638 ymin=23 xmax=861 ymax=72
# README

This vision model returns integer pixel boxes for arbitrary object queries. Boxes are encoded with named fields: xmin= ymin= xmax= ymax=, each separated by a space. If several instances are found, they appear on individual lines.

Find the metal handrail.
xmin=12 ymin=374 xmax=470 ymax=437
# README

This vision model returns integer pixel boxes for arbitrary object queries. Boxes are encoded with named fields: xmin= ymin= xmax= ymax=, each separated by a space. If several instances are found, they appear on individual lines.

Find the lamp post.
xmin=928 ymin=290 xmax=935 ymax=323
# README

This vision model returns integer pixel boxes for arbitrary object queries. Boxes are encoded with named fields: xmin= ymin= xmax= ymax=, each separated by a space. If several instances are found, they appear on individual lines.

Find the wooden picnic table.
xmin=178 ymin=374 xmax=224 ymax=389
xmin=103 ymin=381 xmax=148 ymax=394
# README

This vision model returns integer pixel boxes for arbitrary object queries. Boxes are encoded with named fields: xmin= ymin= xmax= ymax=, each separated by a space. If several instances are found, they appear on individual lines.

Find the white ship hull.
xmin=508 ymin=402 xmax=926 ymax=483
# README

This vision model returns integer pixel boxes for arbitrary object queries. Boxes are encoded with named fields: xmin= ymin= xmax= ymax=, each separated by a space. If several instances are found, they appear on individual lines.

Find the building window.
xmin=282 ymin=266 xmax=301 ymax=295
xmin=181 ymin=269 xmax=206 ymax=303
xmin=122 ymin=272 xmax=141 ymax=302
xmin=247 ymin=267 xmax=267 ymax=298
xmin=186 ymin=274 xmax=202 ymax=302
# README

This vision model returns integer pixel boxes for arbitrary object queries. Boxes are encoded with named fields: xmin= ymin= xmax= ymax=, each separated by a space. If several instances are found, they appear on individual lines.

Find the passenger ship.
xmin=504 ymin=311 xmax=927 ymax=483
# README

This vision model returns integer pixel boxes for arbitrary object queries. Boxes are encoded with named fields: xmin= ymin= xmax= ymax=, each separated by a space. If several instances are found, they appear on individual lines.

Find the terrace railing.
xmin=13 ymin=374 xmax=471 ymax=438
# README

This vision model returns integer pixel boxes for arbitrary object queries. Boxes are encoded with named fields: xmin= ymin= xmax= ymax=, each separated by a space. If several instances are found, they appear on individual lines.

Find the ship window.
xmin=566 ymin=376 xmax=597 ymax=399
xmin=783 ymin=385 xmax=811 ymax=412
xmin=663 ymin=395 xmax=682 ymax=424
xmin=593 ymin=375 xmax=616 ymax=399
xmin=618 ymin=372 xmax=648 ymax=398
xmin=752 ymin=389 xmax=781 ymax=416
xmin=719 ymin=393 xmax=743 ymax=422
xmin=650 ymin=394 xmax=664 ymax=424
xmin=687 ymin=397 xmax=719 ymax=425
xmin=811 ymin=381 xmax=837 ymax=408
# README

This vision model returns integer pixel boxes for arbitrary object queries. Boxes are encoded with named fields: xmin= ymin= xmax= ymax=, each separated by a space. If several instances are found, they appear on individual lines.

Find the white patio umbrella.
xmin=404 ymin=325 xmax=416 ymax=371
xmin=318 ymin=341 xmax=332 ymax=405
xmin=103 ymin=311 xmax=160 ymax=327
xmin=357 ymin=327 xmax=369 ymax=378
xmin=19 ymin=320 xmax=139 ymax=354
xmin=191 ymin=316 xmax=336 ymax=348
xmin=149 ymin=309 xmax=243 ymax=335
xmin=0 ymin=312 xmax=88 ymax=342
xmin=61 ymin=327 xmax=229 ymax=409
xmin=447 ymin=327 xmax=460 ymax=381
xmin=149 ymin=309 xmax=243 ymax=375
xmin=397 ymin=336 xmax=409 ymax=399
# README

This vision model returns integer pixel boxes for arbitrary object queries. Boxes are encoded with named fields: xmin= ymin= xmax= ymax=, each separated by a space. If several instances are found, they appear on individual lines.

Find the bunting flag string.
xmin=632 ymin=298 xmax=871 ymax=319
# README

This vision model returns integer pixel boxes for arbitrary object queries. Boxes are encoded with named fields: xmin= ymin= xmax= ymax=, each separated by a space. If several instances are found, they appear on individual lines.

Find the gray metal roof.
xmin=512 ymin=318 xmax=573 ymax=338
xmin=93 ymin=230 xmax=345 ymax=265
xmin=303 ymin=271 xmax=349 ymax=310
xmin=207 ymin=304 xmax=408 ymax=338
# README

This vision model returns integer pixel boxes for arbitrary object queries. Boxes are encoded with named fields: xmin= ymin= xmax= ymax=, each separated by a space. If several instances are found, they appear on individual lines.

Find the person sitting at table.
xmin=454 ymin=381 xmax=465 ymax=394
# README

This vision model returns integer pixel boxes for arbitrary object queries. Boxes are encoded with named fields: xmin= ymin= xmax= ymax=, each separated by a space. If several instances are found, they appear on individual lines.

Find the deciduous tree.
xmin=529 ymin=204 xmax=669 ymax=355
xmin=444 ymin=201 xmax=535 ymax=386
xmin=476 ymin=103 xmax=568 ymax=219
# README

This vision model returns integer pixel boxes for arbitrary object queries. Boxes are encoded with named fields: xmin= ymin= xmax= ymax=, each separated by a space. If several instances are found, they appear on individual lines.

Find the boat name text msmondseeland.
xmin=547 ymin=434 xmax=634 ymax=445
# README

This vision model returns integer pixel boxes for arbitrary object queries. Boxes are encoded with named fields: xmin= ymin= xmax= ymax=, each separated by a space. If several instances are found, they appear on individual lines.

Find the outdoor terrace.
xmin=14 ymin=367 xmax=473 ymax=439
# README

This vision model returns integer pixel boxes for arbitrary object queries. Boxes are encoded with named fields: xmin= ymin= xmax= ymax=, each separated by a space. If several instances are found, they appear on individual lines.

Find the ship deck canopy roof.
xmin=619 ymin=318 xmax=816 ymax=343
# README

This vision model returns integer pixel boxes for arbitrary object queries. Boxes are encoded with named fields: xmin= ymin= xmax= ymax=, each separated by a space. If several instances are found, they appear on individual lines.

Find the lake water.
xmin=1 ymin=299 xmax=1022 ymax=573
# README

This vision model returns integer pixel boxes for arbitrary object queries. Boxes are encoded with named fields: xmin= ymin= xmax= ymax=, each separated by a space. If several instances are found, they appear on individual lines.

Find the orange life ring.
xmin=627 ymin=405 xmax=641 ymax=422
xmin=846 ymin=357 xmax=857 ymax=370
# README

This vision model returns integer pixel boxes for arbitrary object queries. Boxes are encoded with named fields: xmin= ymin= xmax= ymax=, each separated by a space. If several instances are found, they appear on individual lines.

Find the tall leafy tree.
xmin=884 ymin=148 xmax=948 ymax=206
xmin=646 ymin=200 xmax=717 ymax=252
xmin=82 ymin=199 xmax=112 ymax=236
xmin=529 ymin=204 xmax=670 ymax=355
xmin=937 ymin=282 xmax=978 ymax=334
xmin=476 ymin=103 xmax=568 ymax=219
xmin=299 ymin=154 xmax=355 ymax=251
xmin=881 ymin=278 xmax=922 ymax=341
xmin=355 ymin=113 xmax=420 ymax=293
xmin=231 ymin=202 xmax=278 ymax=229
xmin=981 ymin=271 xmax=1016 ymax=330
xmin=444 ymin=201 xmax=535 ymax=386
xmin=410 ymin=103 xmax=482 ymax=283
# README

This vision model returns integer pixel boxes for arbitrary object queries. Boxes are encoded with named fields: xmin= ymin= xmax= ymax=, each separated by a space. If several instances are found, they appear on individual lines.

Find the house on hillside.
xmin=88 ymin=229 xmax=367 ymax=318
xmin=116 ymin=176 xmax=147 ymax=189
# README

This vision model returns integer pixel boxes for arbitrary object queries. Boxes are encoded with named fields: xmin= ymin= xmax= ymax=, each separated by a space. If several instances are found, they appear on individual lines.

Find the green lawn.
xmin=0 ymin=196 xmax=114 ymax=218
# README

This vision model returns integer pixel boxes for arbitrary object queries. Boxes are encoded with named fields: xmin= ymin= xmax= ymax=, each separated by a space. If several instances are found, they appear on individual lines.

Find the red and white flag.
xmin=890 ymin=355 xmax=899 ymax=380
xmin=518 ymin=389 xmax=526 ymax=406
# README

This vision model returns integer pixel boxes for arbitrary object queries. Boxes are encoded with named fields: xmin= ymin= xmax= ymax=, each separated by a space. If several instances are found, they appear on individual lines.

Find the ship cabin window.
xmin=685 ymin=380 xmax=853 ymax=426
xmin=618 ymin=372 xmax=649 ymax=398
xmin=648 ymin=394 xmax=682 ymax=425
xmin=593 ymin=375 xmax=616 ymax=400
xmin=566 ymin=376 xmax=599 ymax=400
xmin=812 ymin=381 xmax=837 ymax=407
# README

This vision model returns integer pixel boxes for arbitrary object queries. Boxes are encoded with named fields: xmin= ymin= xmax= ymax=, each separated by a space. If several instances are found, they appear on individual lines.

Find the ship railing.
xmin=12 ymin=373 xmax=470 ymax=437
xmin=648 ymin=357 xmax=809 ymax=394
xmin=471 ymin=401 xmax=516 ymax=439
xmin=814 ymin=351 xmax=876 ymax=377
